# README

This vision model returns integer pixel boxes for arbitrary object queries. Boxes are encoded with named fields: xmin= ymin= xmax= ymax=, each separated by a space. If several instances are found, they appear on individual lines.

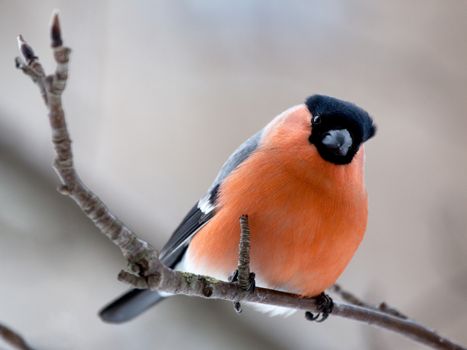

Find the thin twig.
xmin=330 ymin=284 xmax=371 ymax=308
xmin=237 ymin=214 xmax=252 ymax=290
xmin=16 ymin=11 xmax=158 ymax=278
xmin=0 ymin=322 xmax=34 ymax=350
xmin=14 ymin=11 xmax=466 ymax=350
xmin=231 ymin=214 xmax=255 ymax=313
xmin=330 ymin=284 xmax=408 ymax=319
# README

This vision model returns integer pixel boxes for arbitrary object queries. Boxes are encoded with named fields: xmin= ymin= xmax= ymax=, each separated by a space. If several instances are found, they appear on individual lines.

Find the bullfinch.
xmin=100 ymin=94 xmax=376 ymax=323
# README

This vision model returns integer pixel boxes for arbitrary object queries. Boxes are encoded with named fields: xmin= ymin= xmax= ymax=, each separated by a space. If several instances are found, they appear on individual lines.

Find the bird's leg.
xmin=305 ymin=292 xmax=334 ymax=322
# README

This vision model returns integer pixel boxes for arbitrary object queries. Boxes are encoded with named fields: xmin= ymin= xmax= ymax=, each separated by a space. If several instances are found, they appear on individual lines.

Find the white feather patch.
xmin=248 ymin=303 xmax=297 ymax=317
xmin=197 ymin=195 xmax=214 ymax=214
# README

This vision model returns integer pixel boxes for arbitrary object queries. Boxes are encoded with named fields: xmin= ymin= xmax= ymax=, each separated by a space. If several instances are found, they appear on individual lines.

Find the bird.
xmin=99 ymin=94 xmax=376 ymax=323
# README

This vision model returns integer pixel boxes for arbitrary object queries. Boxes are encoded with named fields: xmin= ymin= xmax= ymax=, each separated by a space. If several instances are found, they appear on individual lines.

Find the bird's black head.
xmin=306 ymin=95 xmax=376 ymax=165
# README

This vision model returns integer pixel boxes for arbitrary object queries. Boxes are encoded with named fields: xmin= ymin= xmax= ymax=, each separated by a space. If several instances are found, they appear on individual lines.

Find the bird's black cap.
xmin=306 ymin=95 xmax=376 ymax=164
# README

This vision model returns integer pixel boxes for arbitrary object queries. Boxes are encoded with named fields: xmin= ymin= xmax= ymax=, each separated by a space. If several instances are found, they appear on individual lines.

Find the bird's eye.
xmin=313 ymin=115 xmax=321 ymax=125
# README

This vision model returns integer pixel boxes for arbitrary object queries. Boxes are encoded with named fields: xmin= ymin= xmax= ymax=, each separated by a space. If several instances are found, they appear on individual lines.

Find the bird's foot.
xmin=228 ymin=270 xmax=256 ymax=292
xmin=305 ymin=292 xmax=334 ymax=323
xmin=229 ymin=269 xmax=256 ymax=314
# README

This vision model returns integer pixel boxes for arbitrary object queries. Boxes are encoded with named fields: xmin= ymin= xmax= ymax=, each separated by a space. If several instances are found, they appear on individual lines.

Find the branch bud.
xmin=50 ymin=10 xmax=63 ymax=48
xmin=16 ymin=35 xmax=37 ymax=63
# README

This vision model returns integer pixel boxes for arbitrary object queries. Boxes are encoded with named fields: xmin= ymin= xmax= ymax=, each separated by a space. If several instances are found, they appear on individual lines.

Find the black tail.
xmin=99 ymin=289 xmax=165 ymax=323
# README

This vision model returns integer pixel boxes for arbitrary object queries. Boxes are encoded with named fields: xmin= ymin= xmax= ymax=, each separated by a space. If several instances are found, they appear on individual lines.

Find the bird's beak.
xmin=321 ymin=129 xmax=353 ymax=156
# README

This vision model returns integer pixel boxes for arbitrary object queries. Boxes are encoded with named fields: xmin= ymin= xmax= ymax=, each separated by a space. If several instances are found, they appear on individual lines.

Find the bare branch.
xmin=0 ymin=322 xmax=34 ymax=350
xmin=14 ymin=11 xmax=467 ymax=350
xmin=16 ymin=21 xmax=157 ymax=278
xmin=237 ymin=215 xmax=252 ymax=291
xmin=330 ymin=284 xmax=408 ymax=319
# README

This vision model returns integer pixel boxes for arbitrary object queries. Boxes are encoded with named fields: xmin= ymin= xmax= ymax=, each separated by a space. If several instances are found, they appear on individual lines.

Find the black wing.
xmin=159 ymin=204 xmax=214 ymax=267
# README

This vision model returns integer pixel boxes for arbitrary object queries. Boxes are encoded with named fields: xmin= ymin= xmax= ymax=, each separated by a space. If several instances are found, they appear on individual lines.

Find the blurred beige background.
xmin=0 ymin=1 xmax=466 ymax=349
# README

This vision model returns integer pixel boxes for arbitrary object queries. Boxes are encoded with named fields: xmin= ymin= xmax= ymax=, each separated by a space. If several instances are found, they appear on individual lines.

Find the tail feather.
xmin=99 ymin=289 xmax=165 ymax=323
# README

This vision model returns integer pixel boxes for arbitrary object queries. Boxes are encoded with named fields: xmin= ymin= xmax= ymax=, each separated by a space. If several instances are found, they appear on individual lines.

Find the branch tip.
xmin=118 ymin=270 xmax=148 ymax=289
xmin=16 ymin=35 xmax=37 ymax=63
xmin=50 ymin=10 xmax=63 ymax=48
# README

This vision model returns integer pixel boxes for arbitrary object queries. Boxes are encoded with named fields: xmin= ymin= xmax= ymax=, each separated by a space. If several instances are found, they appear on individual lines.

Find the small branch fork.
xmin=14 ymin=11 xmax=466 ymax=350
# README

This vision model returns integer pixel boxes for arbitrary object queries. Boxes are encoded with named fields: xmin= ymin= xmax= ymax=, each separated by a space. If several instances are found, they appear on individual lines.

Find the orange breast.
xmin=185 ymin=106 xmax=368 ymax=297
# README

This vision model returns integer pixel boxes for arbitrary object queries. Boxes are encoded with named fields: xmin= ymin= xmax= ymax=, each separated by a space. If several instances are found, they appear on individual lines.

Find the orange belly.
xmin=185 ymin=154 xmax=367 ymax=297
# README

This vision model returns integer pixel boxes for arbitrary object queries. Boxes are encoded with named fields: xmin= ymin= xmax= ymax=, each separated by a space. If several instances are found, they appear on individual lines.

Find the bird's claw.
xmin=305 ymin=292 xmax=334 ymax=323
xmin=228 ymin=270 xmax=239 ymax=283
xmin=229 ymin=269 xmax=256 ymax=314
xmin=245 ymin=272 xmax=256 ymax=292
xmin=229 ymin=270 xmax=256 ymax=292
